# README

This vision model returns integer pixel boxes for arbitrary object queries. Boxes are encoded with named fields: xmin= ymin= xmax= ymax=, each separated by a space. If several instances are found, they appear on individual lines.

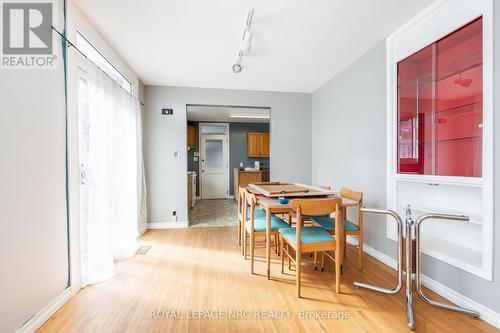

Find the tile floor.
xmin=188 ymin=199 xmax=238 ymax=227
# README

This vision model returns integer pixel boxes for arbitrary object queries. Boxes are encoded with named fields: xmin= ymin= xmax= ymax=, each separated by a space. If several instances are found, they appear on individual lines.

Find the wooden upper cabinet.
xmin=187 ymin=125 xmax=197 ymax=148
xmin=247 ymin=132 xmax=269 ymax=157
xmin=247 ymin=132 xmax=260 ymax=157
xmin=259 ymin=132 xmax=269 ymax=157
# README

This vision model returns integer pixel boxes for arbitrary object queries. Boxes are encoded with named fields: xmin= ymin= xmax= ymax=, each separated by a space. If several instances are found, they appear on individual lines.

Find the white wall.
xmin=144 ymin=86 xmax=312 ymax=224
xmin=312 ymin=9 xmax=500 ymax=316
xmin=0 ymin=1 xmax=68 ymax=332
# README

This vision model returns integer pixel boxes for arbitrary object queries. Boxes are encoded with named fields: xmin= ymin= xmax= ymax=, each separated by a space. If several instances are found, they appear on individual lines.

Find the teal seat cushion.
xmin=279 ymin=226 xmax=334 ymax=244
xmin=311 ymin=217 xmax=359 ymax=232
xmin=247 ymin=208 xmax=267 ymax=219
xmin=246 ymin=215 xmax=290 ymax=232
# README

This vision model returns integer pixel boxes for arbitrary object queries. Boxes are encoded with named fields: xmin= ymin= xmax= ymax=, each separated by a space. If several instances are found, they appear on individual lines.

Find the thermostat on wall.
xmin=162 ymin=108 xmax=173 ymax=115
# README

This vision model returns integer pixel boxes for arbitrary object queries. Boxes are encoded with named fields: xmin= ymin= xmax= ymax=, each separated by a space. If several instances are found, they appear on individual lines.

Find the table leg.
xmin=266 ymin=207 xmax=271 ymax=279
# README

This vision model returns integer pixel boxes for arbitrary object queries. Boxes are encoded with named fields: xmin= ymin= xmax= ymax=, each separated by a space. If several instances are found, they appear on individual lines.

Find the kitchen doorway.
xmin=186 ymin=105 xmax=271 ymax=227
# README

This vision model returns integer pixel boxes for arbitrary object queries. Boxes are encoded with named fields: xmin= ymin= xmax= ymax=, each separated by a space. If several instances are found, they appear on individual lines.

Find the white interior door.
xmin=201 ymin=134 xmax=229 ymax=199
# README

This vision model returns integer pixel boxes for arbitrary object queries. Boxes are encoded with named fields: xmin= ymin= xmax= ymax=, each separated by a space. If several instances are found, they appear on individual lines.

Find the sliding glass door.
xmin=77 ymin=62 xmax=141 ymax=286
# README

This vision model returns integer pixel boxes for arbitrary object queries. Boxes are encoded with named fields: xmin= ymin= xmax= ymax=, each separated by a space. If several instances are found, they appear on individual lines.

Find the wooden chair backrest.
xmin=339 ymin=187 xmax=363 ymax=230
xmin=246 ymin=191 xmax=257 ymax=208
xmin=237 ymin=186 xmax=247 ymax=217
xmin=245 ymin=192 xmax=259 ymax=229
xmin=290 ymin=198 xmax=342 ymax=248
xmin=289 ymin=197 xmax=341 ymax=217
xmin=339 ymin=188 xmax=362 ymax=203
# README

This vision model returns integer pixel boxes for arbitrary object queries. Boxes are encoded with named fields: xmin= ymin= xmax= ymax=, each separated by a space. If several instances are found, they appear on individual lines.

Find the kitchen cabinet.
xmin=188 ymin=172 xmax=197 ymax=208
xmin=187 ymin=125 xmax=197 ymax=148
xmin=247 ymin=132 xmax=269 ymax=157
xmin=233 ymin=168 xmax=269 ymax=201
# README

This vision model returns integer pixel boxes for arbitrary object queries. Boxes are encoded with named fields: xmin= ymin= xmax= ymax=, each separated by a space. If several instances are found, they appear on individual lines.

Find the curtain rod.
xmin=51 ymin=26 xmax=146 ymax=107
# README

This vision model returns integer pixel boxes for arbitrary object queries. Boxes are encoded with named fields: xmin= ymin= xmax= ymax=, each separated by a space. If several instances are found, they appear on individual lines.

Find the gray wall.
xmin=228 ymin=122 xmax=270 ymax=195
xmin=187 ymin=121 xmax=270 ymax=196
xmin=144 ymin=86 xmax=311 ymax=223
xmin=0 ymin=1 xmax=69 ymax=332
xmin=311 ymin=7 xmax=500 ymax=314
xmin=312 ymin=41 xmax=396 ymax=259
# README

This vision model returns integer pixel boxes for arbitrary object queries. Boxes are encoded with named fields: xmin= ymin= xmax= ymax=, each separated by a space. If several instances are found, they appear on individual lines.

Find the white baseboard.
xmin=346 ymin=236 xmax=398 ymax=270
xmin=16 ymin=287 xmax=75 ymax=333
xmin=420 ymin=275 xmax=500 ymax=329
xmin=346 ymin=236 xmax=500 ymax=329
xmin=147 ymin=221 xmax=189 ymax=229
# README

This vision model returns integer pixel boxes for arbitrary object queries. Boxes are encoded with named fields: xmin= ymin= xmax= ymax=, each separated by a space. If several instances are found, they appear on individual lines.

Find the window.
xmin=76 ymin=32 xmax=133 ymax=94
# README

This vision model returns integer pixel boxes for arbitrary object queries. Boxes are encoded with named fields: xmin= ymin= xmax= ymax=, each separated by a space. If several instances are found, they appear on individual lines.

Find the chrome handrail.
xmin=353 ymin=208 xmax=403 ymax=294
xmin=414 ymin=213 xmax=480 ymax=318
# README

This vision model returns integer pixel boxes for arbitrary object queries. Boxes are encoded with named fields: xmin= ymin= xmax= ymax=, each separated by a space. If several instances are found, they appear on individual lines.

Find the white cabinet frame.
xmin=385 ymin=0 xmax=494 ymax=280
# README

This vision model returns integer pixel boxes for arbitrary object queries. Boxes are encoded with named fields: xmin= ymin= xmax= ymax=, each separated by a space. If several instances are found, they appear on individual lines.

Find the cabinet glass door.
xmin=397 ymin=17 xmax=483 ymax=177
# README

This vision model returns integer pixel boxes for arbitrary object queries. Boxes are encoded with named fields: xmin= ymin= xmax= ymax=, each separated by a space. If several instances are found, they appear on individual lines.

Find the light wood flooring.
xmin=38 ymin=227 xmax=499 ymax=333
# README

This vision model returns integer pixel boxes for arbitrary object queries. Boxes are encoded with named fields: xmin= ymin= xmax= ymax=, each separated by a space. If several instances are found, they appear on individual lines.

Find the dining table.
xmin=248 ymin=183 xmax=358 ymax=279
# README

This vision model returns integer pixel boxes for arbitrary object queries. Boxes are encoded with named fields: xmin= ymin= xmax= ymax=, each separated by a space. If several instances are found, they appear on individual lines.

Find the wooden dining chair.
xmin=238 ymin=186 xmax=268 ymax=255
xmin=279 ymin=197 xmax=343 ymax=297
xmin=237 ymin=186 xmax=246 ymax=249
xmin=311 ymin=188 xmax=363 ymax=270
xmin=243 ymin=191 xmax=290 ymax=274
xmin=287 ymin=184 xmax=332 ymax=225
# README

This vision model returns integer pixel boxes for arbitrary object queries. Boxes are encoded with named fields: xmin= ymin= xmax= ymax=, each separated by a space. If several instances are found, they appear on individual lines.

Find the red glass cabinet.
xmin=397 ymin=17 xmax=483 ymax=177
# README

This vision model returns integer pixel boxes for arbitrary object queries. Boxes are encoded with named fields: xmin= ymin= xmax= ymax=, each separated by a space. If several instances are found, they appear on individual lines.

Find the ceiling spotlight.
xmin=232 ymin=9 xmax=254 ymax=74
xmin=232 ymin=63 xmax=242 ymax=73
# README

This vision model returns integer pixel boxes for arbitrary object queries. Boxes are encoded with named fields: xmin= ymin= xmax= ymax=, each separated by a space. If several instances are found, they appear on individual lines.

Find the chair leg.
xmin=243 ymin=229 xmax=247 ymax=258
xmin=287 ymin=244 xmax=291 ymax=270
xmin=250 ymin=231 xmax=255 ymax=274
xmin=314 ymin=252 xmax=317 ymax=270
xmin=280 ymin=236 xmax=284 ymax=274
xmin=321 ymin=252 xmax=325 ymax=271
xmin=344 ymin=234 xmax=347 ymax=258
xmin=358 ymin=233 xmax=363 ymax=271
xmin=274 ymin=235 xmax=279 ymax=254
xmin=335 ymin=246 xmax=341 ymax=294
xmin=240 ymin=220 xmax=246 ymax=249
xmin=238 ymin=219 xmax=241 ymax=246
xmin=296 ymin=250 xmax=302 ymax=298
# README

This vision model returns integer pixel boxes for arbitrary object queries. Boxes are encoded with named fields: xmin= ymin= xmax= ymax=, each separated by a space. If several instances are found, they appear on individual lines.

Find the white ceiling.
xmin=73 ymin=0 xmax=435 ymax=93
xmin=187 ymin=105 xmax=270 ymax=123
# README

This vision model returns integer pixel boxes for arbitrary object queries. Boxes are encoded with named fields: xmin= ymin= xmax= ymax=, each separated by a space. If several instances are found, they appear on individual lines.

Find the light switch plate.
xmin=173 ymin=151 xmax=180 ymax=157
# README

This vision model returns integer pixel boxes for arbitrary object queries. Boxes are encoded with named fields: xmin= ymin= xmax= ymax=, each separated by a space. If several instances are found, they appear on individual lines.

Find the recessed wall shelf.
xmin=386 ymin=0 xmax=493 ymax=281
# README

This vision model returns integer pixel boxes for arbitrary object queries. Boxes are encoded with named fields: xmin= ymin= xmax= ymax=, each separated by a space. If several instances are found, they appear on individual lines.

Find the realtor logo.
xmin=1 ymin=1 xmax=57 ymax=68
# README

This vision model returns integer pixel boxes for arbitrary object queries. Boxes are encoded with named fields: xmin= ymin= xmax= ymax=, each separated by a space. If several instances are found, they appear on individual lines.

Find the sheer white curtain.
xmin=80 ymin=63 xmax=145 ymax=285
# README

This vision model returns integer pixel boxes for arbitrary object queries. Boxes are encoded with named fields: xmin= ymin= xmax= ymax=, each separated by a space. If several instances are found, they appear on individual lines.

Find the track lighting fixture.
xmin=232 ymin=9 xmax=254 ymax=73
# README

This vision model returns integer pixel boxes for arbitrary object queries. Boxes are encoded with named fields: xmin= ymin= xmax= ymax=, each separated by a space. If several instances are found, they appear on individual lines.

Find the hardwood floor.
xmin=39 ymin=227 xmax=498 ymax=333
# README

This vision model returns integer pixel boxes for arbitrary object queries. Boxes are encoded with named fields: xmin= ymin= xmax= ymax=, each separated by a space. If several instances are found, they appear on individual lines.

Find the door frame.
xmin=198 ymin=123 xmax=230 ymax=199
